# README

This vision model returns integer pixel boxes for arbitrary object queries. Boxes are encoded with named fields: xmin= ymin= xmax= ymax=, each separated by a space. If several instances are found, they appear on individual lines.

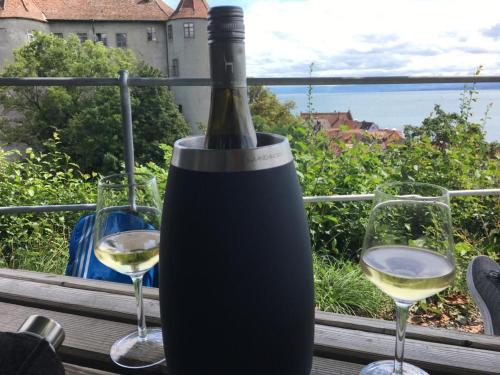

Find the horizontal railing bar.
xmin=0 ymin=189 xmax=497 ymax=214
xmin=304 ymin=188 xmax=500 ymax=203
xmin=248 ymin=76 xmax=500 ymax=86
xmin=304 ymin=194 xmax=374 ymax=203
xmin=0 ymin=77 xmax=119 ymax=87
xmin=1 ymin=76 xmax=499 ymax=87
xmin=449 ymin=189 xmax=500 ymax=197
xmin=128 ymin=77 xmax=212 ymax=87
xmin=0 ymin=204 xmax=96 ymax=214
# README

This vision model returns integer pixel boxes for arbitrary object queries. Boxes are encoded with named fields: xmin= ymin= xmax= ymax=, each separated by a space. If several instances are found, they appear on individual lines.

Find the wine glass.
xmin=360 ymin=182 xmax=456 ymax=375
xmin=93 ymin=173 xmax=164 ymax=368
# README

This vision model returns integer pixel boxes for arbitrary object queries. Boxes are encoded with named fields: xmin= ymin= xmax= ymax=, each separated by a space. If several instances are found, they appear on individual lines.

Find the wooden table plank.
xmin=0 ymin=268 xmax=159 ymax=299
xmin=316 ymin=311 xmax=500 ymax=351
xmin=1 ymin=294 xmax=499 ymax=374
xmin=0 ymin=276 xmax=162 ymax=325
xmin=64 ymin=358 xmax=362 ymax=375
xmin=315 ymin=324 xmax=500 ymax=374
xmin=1 ymin=271 xmax=499 ymax=354
xmin=0 ymin=300 xmax=362 ymax=375
xmin=64 ymin=363 xmax=118 ymax=375
xmin=2 ymin=269 xmax=500 ymax=374
xmin=0 ymin=301 xmax=167 ymax=374
xmin=311 ymin=357 xmax=362 ymax=375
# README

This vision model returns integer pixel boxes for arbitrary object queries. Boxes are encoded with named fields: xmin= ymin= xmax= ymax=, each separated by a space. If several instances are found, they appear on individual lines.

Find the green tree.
xmin=0 ymin=32 xmax=189 ymax=173
xmin=248 ymin=85 xmax=304 ymax=134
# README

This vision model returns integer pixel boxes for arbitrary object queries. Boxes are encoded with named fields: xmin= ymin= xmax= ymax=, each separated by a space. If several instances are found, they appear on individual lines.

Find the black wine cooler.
xmin=160 ymin=133 xmax=315 ymax=374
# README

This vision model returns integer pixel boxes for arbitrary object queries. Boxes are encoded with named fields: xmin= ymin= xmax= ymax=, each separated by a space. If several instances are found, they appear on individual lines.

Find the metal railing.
xmin=0 ymin=73 xmax=499 ymax=215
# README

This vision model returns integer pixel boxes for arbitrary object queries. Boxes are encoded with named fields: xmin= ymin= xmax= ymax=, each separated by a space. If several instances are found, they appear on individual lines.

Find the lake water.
xmin=274 ymin=89 xmax=500 ymax=142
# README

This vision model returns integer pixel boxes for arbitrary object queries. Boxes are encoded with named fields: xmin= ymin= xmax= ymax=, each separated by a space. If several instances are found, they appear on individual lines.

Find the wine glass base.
xmin=360 ymin=360 xmax=429 ymax=375
xmin=110 ymin=328 xmax=165 ymax=369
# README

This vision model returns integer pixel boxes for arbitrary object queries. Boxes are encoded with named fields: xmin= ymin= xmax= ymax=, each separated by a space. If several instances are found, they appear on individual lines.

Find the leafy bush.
xmin=0 ymin=135 xmax=96 ymax=273
xmin=289 ymin=101 xmax=499 ymax=263
xmin=0 ymin=32 xmax=189 ymax=174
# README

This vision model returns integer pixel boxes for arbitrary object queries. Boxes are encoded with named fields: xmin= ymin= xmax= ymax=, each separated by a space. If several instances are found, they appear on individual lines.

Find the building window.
xmin=172 ymin=58 xmax=179 ymax=77
xmin=178 ymin=105 xmax=183 ymax=113
xmin=77 ymin=33 xmax=88 ymax=42
xmin=167 ymin=24 xmax=173 ymax=41
xmin=26 ymin=31 xmax=35 ymax=43
xmin=53 ymin=32 xmax=63 ymax=38
xmin=184 ymin=23 xmax=194 ymax=38
xmin=0 ymin=0 xmax=4 ymax=9
xmin=147 ymin=27 xmax=157 ymax=42
xmin=116 ymin=33 xmax=127 ymax=48
xmin=95 ymin=33 xmax=108 ymax=46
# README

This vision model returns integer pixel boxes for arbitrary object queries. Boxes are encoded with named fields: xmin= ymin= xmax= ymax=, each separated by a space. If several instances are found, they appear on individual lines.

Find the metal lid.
xmin=171 ymin=133 xmax=293 ymax=172
xmin=208 ymin=6 xmax=245 ymax=41
xmin=18 ymin=315 xmax=65 ymax=351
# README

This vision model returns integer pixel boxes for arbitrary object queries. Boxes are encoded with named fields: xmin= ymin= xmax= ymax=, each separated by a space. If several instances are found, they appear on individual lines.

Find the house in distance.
xmin=301 ymin=111 xmax=404 ymax=149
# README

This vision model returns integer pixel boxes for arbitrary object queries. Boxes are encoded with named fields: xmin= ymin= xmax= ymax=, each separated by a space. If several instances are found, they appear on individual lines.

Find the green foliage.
xmin=0 ymin=32 xmax=189 ymax=174
xmin=290 ymin=95 xmax=499 ymax=263
xmin=313 ymin=254 xmax=392 ymax=316
xmin=248 ymin=85 xmax=304 ymax=134
xmin=0 ymin=135 xmax=96 ymax=273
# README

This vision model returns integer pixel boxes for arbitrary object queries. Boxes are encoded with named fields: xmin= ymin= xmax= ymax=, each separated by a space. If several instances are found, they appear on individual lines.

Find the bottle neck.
xmin=210 ymin=40 xmax=247 ymax=89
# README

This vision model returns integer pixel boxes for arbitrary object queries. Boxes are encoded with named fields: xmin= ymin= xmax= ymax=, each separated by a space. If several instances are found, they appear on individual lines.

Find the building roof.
xmin=326 ymin=128 xmax=363 ymax=143
xmin=359 ymin=121 xmax=379 ymax=131
xmin=169 ymin=0 xmax=208 ymax=20
xmin=370 ymin=129 xmax=404 ymax=143
xmin=301 ymin=111 xmax=359 ymax=130
xmin=0 ymin=0 xmax=47 ymax=22
xmin=33 ymin=0 xmax=173 ymax=21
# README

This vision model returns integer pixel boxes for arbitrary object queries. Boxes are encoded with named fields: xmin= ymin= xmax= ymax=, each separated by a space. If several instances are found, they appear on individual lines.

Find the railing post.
xmin=118 ymin=70 xmax=136 ymax=210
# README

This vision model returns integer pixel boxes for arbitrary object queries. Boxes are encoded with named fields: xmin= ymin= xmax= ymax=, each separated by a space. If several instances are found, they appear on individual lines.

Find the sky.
xmin=164 ymin=0 xmax=500 ymax=78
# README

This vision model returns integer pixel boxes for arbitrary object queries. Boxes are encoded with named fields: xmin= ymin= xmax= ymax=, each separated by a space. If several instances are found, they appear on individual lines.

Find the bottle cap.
xmin=208 ymin=6 xmax=245 ymax=41
xmin=18 ymin=315 xmax=65 ymax=351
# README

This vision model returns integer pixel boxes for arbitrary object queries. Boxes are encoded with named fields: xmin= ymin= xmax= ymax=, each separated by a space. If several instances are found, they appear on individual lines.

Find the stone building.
xmin=0 ymin=0 xmax=210 ymax=133
xmin=167 ymin=0 xmax=210 ymax=133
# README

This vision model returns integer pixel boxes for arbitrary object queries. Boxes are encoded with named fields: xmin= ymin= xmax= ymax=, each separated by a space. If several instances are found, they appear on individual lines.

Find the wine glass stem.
xmin=394 ymin=301 xmax=411 ymax=374
xmin=131 ymin=275 xmax=147 ymax=339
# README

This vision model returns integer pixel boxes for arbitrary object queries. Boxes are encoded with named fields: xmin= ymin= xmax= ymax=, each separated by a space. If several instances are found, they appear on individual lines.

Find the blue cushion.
xmin=65 ymin=213 xmax=158 ymax=287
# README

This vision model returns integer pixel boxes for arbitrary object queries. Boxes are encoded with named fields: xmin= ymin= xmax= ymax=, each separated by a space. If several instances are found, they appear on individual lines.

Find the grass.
xmin=313 ymin=253 xmax=392 ymax=317
xmin=0 ymin=218 xmax=70 ymax=274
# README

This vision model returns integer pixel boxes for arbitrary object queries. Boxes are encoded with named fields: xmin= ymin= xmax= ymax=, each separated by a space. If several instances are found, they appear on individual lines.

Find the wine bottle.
xmin=204 ymin=6 xmax=257 ymax=150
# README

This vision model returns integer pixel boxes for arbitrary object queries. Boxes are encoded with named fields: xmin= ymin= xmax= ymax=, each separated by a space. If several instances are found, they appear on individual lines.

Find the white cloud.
xmin=243 ymin=0 xmax=500 ymax=77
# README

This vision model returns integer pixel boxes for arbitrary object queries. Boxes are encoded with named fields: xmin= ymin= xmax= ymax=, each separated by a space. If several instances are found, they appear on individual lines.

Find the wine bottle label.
xmin=210 ymin=41 xmax=247 ymax=88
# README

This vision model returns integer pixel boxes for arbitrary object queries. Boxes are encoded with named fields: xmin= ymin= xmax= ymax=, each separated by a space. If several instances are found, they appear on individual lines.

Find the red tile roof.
xmin=33 ymin=0 xmax=173 ymax=21
xmin=370 ymin=129 xmax=404 ymax=143
xmin=326 ymin=128 xmax=363 ymax=143
xmin=0 ymin=0 xmax=47 ymax=22
xmin=301 ymin=111 xmax=359 ymax=130
xmin=169 ymin=0 xmax=208 ymax=20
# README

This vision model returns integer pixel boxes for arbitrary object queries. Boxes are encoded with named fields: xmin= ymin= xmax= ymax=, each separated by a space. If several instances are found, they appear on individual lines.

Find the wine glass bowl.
xmin=93 ymin=173 xmax=164 ymax=369
xmin=360 ymin=182 xmax=455 ymax=375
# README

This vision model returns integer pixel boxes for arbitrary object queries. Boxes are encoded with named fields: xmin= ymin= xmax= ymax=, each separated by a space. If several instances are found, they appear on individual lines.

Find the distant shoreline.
xmin=274 ymin=87 xmax=500 ymax=141
xmin=269 ymin=82 xmax=500 ymax=95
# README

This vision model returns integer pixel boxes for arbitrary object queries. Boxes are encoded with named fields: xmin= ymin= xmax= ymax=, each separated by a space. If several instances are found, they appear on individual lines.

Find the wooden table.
xmin=0 ymin=268 xmax=499 ymax=375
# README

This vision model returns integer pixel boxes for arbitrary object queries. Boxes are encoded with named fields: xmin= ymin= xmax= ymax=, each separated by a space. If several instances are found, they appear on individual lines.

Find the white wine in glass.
xmin=361 ymin=246 xmax=455 ymax=303
xmin=95 ymin=230 xmax=160 ymax=275
xmin=360 ymin=182 xmax=456 ymax=375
